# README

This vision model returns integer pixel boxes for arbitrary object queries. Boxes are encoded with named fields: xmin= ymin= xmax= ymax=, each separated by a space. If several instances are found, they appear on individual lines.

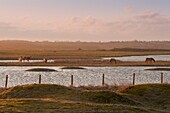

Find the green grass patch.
xmin=117 ymin=84 xmax=170 ymax=96
xmin=0 ymin=84 xmax=76 ymax=99
xmin=0 ymin=84 xmax=169 ymax=112
xmin=117 ymin=84 xmax=170 ymax=110
xmin=0 ymin=84 xmax=137 ymax=105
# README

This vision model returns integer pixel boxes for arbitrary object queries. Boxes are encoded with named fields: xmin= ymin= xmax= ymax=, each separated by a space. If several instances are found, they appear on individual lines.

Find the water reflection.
xmin=0 ymin=66 xmax=169 ymax=87
xmin=103 ymin=55 xmax=170 ymax=61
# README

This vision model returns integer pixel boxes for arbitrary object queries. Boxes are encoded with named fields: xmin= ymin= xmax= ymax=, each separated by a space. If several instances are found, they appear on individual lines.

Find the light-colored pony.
xmin=23 ymin=56 xmax=31 ymax=62
xmin=18 ymin=56 xmax=31 ymax=62
xmin=18 ymin=56 xmax=23 ymax=62
xmin=43 ymin=58 xmax=48 ymax=63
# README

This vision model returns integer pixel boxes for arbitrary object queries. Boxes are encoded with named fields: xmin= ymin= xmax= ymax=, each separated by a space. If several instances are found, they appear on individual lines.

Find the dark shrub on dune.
xmin=26 ymin=68 xmax=57 ymax=72
xmin=61 ymin=66 xmax=86 ymax=70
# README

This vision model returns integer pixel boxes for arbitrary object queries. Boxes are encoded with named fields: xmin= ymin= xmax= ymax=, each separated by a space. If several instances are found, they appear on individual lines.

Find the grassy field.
xmin=0 ymin=50 xmax=170 ymax=60
xmin=0 ymin=84 xmax=169 ymax=113
xmin=0 ymin=40 xmax=170 ymax=51
xmin=0 ymin=50 xmax=170 ymax=66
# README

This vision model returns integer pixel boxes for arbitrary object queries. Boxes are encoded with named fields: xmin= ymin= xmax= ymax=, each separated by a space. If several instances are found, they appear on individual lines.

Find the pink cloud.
xmin=1 ymin=10 xmax=170 ymax=41
xmin=124 ymin=6 xmax=135 ymax=13
xmin=137 ymin=10 xmax=159 ymax=19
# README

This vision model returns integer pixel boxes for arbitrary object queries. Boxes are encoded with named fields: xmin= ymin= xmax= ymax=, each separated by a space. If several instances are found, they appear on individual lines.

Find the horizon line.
xmin=0 ymin=40 xmax=170 ymax=43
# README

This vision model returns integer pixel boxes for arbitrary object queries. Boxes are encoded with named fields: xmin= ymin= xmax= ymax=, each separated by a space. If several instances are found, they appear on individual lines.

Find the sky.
xmin=0 ymin=0 xmax=170 ymax=42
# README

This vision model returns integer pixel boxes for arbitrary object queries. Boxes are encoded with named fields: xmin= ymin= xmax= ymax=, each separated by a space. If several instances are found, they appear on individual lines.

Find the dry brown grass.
xmin=0 ymin=40 xmax=170 ymax=50
xmin=0 ymin=49 xmax=170 ymax=60
xmin=0 ymin=88 xmax=6 ymax=93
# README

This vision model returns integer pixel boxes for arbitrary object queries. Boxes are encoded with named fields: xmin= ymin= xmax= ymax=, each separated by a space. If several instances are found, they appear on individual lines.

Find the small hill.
xmin=0 ymin=84 xmax=136 ymax=105
xmin=117 ymin=84 xmax=170 ymax=110
xmin=0 ymin=84 xmax=169 ymax=112
xmin=0 ymin=84 xmax=75 ymax=99
xmin=117 ymin=84 xmax=170 ymax=97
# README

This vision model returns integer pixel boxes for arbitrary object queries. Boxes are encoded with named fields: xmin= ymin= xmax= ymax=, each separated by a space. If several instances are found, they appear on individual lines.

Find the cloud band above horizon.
xmin=0 ymin=0 xmax=170 ymax=41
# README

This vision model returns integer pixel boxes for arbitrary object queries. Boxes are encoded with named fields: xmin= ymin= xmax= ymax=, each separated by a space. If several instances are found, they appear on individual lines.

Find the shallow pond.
xmin=0 ymin=66 xmax=169 ymax=87
xmin=103 ymin=55 xmax=170 ymax=61
xmin=0 ymin=60 xmax=54 ymax=63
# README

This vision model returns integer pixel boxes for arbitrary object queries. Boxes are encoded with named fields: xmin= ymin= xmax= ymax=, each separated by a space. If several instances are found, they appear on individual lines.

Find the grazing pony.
xmin=110 ymin=58 xmax=117 ymax=64
xmin=23 ymin=56 xmax=31 ymax=62
xmin=18 ymin=56 xmax=31 ymax=62
xmin=145 ymin=58 xmax=156 ymax=63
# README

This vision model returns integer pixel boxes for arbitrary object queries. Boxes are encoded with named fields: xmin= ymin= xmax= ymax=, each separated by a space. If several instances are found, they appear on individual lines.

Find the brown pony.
xmin=110 ymin=58 xmax=117 ymax=64
xmin=145 ymin=58 xmax=156 ymax=63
